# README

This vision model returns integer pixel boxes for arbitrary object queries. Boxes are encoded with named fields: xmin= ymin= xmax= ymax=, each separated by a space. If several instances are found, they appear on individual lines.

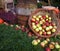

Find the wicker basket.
xmin=28 ymin=8 xmax=58 ymax=38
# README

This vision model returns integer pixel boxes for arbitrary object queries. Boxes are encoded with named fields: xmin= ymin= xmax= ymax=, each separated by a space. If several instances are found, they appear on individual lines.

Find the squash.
xmin=0 ymin=18 xmax=4 ymax=24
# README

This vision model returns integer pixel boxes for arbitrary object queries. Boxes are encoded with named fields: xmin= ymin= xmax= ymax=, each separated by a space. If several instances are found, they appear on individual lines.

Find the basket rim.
xmin=28 ymin=8 xmax=57 ymax=38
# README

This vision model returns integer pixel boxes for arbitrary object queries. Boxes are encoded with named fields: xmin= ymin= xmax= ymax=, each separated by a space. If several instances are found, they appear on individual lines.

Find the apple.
xmin=32 ymin=15 xmax=36 ymax=18
xmin=39 ymin=26 xmax=42 ymax=30
xmin=49 ymin=17 xmax=51 ymax=20
xmin=40 ymin=42 xmax=45 ymax=47
xmin=46 ymin=27 xmax=50 ymax=31
xmin=43 ymin=40 xmax=48 ymax=44
xmin=42 ymin=15 xmax=46 ymax=19
xmin=36 ymin=18 xmax=39 ymax=21
xmin=49 ymin=44 xmax=55 ymax=49
xmin=43 ymin=32 xmax=47 ymax=35
xmin=51 ymin=42 xmax=55 ymax=45
xmin=31 ymin=22 xmax=35 ymax=26
xmin=45 ymin=22 xmax=50 ymax=26
xmin=32 ymin=40 xmax=38 ymax=45
xmin=42 ymin=19 xmax=45 ymax=23
xmin=45 ymin=47 xmax=51 ymax=51
xmin=42 ymin=29 xmax=45 ymax=32
xmin=37 ymin=39 xmax=40 ymax=43
xmin=53 ymin=26 xmax=57 ymax=29
xmin=42 ymin=25 xmax=46 ymax=29
xmin=47 ymin=31 xmax=51 ymax=35
xmin=38 ymin=15 xmax=42 ymax=18
xmin=39 ymin=31 xmax=43 ymax=35
xmin=52 ymin=28 xmax=56 ymax=33
xmin=32 ymin=25 xmax=36 ymax=29
xmin=36 ymin=24 xmax=40 ymax=27
xmin=35 ymin=28 xmax=40 ymax=32
xmin=55 ymin=44 xmax=60 ymax=49
xmin=46 ymin=38 xmax=50 ymax=42
xmin=49 ymin=26 xmax=53 ymax=29
xmin=39 ymin=21 xmax=43 ymax=25
xmin=31 ymin=18 xmax=35 ymax=22
xmin=46 ymin=19 xmax=49 ymax=22
xmin=10 ymin=24 xmax=14 ymax=27
xmin=35 ymin=21 xmax=39 ymax=24
xmin=46 ymin=15 xmax=49 ymax=18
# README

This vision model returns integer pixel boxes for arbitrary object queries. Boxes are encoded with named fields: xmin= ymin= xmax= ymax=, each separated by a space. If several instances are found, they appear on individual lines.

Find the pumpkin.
xmin=0 ymin=18 xmax=4 ymax=24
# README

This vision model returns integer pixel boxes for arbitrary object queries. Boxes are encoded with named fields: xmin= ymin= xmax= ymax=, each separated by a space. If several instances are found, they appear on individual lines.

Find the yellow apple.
xmin=46 ymin=27 xmax=50 ymax=31
xmin=54 ymin=26 xmax=57 ymax=29
xmin=32 ymin=40 xmax=38 ymax=45
xmin=36 ymin=24 xmax=40 ymax=27
xmin=46 ymin=15 xmax=49 ymax=18
xmin=39 ymin=21 xmax=43 ymax=25
xmin=39 ymin=31 xmax=43 ymax=35
xmin=49 ymin=44 xmax=55 ymax=49
xmin=52 ymin=28 xmax=56 ymax=32
xmin=35 ymin=28 xmax=40 ymax=32
xmin=32 ymin=15 xmax=36 ymax=18
xmin=47 ymin=31 xmax=51 ymax=35
xmin=42 ymin=19 xmax=45 ymax=23
xmin=36 ymin=18 xmax=39 ymax=21
xmin=39 ymin=26 xmax=42 ymax=30
xmin=32 ymin=25 xmax=36 ymax=29
xmin=49 ymin=17 xmax=52 ymax=20
xmin=38 ymin=15 xmax=42 ymax=18
xmin=46 ymin=38 xmax=50 ymax=42
xmin=32 ymin=22 xmax=35 ymax=26
xmin=37 ymin=39 xmax=40 ymax=43
xmin=49 ymin=26 xmax=53 ymax=29
xmin=43 ymin=40 xmax=48 ymax=44
xmin=41 ymin=42 xmax=45 ymax=47
xmin=42 ymin=29 xmax=45 ymax=32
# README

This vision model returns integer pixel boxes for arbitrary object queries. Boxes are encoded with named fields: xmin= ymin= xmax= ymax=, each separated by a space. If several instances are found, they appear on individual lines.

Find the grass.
xmin=0 ymin=24 xmax=60 ymax=51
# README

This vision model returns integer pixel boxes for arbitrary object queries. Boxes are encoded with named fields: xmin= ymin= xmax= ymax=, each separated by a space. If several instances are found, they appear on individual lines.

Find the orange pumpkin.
xmin=0 ymin=18 xmax=4 ymax=24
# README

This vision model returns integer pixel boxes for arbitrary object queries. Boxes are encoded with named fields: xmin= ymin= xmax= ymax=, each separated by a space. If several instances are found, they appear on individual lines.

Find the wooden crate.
xmin=17 ymin=15 xmax=29 ymax=26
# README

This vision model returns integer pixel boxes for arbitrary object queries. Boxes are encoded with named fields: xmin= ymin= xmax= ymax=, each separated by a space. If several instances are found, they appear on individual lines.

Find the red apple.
xmin=31 ymin=18 xmax=35 ymax=22
xmin=42 ymin=15 xmax=46 ymax=19
xmin=43 ymin=31 xmax=47 ymax=35
xmin=45 ymin=47 xmax=51 ymax=51
xmin=45 ymin=22 xmax=50 ymax=26
xmin=42 ymin=25 xmax=46 ymax=29
xmin=35 ymin=21 xmax=39 ymax=24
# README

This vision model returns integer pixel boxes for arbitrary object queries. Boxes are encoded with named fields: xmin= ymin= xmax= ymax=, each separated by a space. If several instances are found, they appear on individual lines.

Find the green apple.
xmin=32 ymin=40 xmax=38 ymax=45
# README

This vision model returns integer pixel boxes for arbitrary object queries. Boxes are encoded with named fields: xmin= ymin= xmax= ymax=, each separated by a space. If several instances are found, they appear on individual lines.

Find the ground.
xmin=0 ymin=24 xmax=60 ymax=51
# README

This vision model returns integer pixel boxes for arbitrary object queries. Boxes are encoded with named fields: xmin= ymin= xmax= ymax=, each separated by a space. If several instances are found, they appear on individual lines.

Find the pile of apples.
xmin=31 ymin=14 xmax=57 ymax=36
